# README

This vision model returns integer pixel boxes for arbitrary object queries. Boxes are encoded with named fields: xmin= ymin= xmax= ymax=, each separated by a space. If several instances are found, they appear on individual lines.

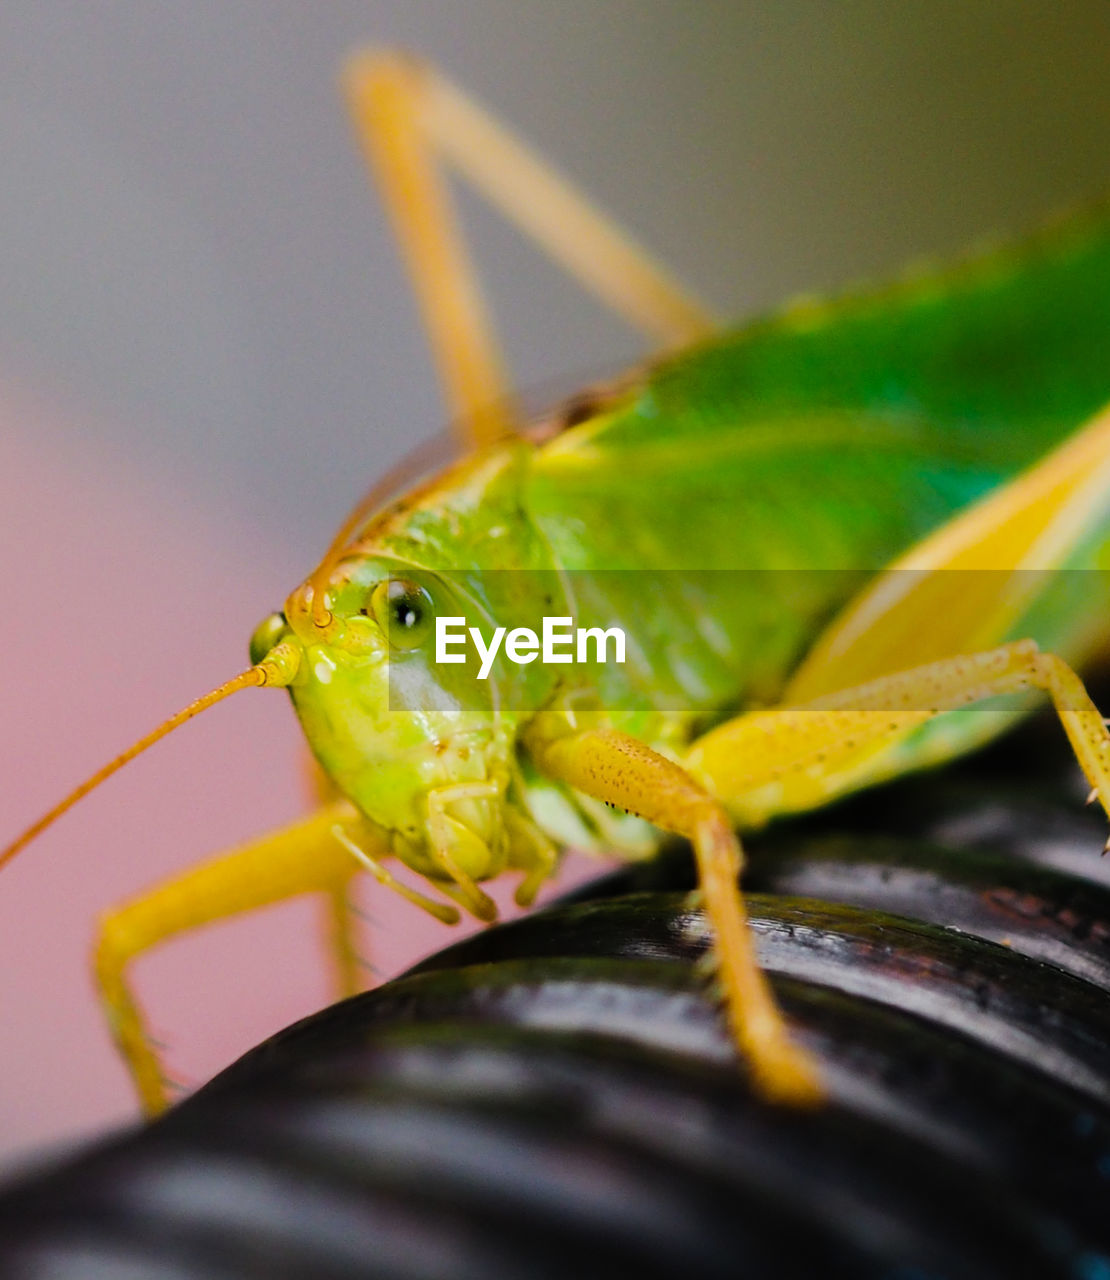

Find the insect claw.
xmin=472 ymin=889 xmax=498 ymax=923
xmin=1102 ymin=836 xmax=1110 ymax=856
xmin=162 ymin=1068 xmax=193 ymax=1097
xmin=1086 ymin=787 xmax=1100 ymax=806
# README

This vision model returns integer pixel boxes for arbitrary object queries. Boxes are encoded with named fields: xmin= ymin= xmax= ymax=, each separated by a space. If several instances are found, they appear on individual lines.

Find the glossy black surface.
xmin=2 ymin=718 xmax=1109 ymax=1278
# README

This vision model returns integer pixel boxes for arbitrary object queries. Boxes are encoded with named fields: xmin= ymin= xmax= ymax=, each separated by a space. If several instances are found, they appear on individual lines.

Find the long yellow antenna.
xmin=0 ymin=641 xmax=301 ymax=873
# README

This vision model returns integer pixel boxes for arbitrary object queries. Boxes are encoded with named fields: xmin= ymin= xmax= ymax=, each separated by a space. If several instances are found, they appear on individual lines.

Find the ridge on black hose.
xmin=1 ymin=735 xmax=1110 ymax=1280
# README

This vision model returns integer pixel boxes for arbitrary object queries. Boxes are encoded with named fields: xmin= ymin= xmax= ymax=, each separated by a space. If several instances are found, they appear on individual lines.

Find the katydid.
xmin=6 ymin=51 xmax=1110 ymax=1114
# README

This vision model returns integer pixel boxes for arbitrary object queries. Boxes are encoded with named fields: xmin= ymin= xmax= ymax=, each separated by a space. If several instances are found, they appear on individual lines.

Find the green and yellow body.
xmin=281 ymin=205 xmax=1110 ymax=883
xmin=15 ymin=53 xmax=1110 ymax=1115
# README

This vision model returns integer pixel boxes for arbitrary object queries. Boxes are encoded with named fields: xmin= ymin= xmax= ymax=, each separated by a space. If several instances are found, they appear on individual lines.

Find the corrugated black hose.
xmin=1 ymin=711 xmax=1109 ymax=1279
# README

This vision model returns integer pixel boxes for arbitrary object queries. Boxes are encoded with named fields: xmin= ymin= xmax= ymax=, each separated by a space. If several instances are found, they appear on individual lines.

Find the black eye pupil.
xmin=394 ymin=600 xmax=421 ymax=629
xmin=373 ymin=578 xmax=432 ymax=647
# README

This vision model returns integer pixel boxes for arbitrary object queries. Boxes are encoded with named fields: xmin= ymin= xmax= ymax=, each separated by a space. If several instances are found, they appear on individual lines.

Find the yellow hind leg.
xmin=342 ymin=50 xmax=716 ymax=447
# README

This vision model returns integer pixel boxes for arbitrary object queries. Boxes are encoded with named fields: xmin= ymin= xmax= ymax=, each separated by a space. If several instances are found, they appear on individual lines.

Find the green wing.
xmin=524 ymin=206 xmax=1110 ymax=716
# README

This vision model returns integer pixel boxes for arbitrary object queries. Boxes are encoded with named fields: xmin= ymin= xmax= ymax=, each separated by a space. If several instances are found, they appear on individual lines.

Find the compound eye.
xmin=369 ymin=578 xmax=434 ymax=650
xmin=248 ymin=612 xmax=288 ymax=666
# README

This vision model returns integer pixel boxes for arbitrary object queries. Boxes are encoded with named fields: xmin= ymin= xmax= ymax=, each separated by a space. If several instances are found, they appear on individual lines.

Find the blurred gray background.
xmin=4 ymin=1 xmax=1110 ymax=560
xmin=4 ymin=1 xmax=1110 ymax=1163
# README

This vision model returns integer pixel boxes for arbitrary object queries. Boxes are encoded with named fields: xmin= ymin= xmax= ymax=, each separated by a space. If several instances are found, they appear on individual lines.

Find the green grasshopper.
xmin=7 ymin=51 xmax=1110 ymax=1114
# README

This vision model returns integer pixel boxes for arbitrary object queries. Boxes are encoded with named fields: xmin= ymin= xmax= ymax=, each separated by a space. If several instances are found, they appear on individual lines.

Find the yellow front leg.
xmin=525 ymin=716 xmax=824 ymax=1107
xmin=526 ymin=638 xmax=1110 ymax=1108
xmin=94 ymin=801 xmax=385 ymax=1115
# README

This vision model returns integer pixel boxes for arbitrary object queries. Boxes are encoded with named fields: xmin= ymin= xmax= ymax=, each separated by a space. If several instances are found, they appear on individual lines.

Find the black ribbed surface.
xmin=2 ymin=719 xmax=1109 ymax=1278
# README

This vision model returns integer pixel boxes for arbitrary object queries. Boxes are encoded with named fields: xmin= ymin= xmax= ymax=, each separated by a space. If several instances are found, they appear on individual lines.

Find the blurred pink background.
xmin=4 ymin=2 xmax=1110 ymax=1169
